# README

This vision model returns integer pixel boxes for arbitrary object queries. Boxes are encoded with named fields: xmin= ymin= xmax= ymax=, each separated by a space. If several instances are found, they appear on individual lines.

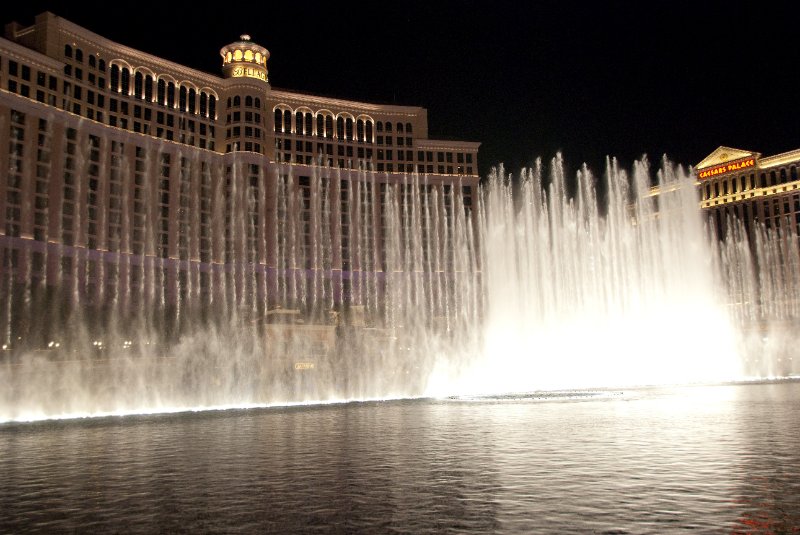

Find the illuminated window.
xmin=244 ymin=50 xmax=253 ymax=61
xmin=234 ymin=50 xmax=243 ymax=61
xmin=255 ymin=52 xmax=262 ymax=64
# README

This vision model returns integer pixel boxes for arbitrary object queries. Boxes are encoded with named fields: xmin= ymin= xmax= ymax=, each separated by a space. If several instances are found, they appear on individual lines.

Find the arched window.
xmin=88 ymin=55 xmax=96 ymax=68
xmin=64 ymin=44 xmax=73 ymax=58
xmin=317 ymin=115 xmax=324 ymax=137
xmin=167 ymin=82 xmax=176 ymax=107
xmin=304 ymin=113 xmax=312 ymax=136
xmin=780 ymin=168 xmax=787 ymax=184
xmin=376 ymin=121 xmax=383 ymax=132
xmin=200 ymin=92 xmax=208 ymax=116
xmin=188 ymin=88 xmax=196 ymax=114
xmin=209 ymin=95 xmax=217 ymax=118
xmin=134 ymin=72 xmax=144 ymax=98
xmin=245 ymin=95 xmax=253 ymax=107
xmin=345 ymin=118 xmax=353 ymax=140
xmin=145 ymin=75 xmax=154 ymax=101
xmin=336 ymin=117 xmax=344 ymax=139
xmin=110 ymin=64 xmax=120 ymax=92
xmin=179 ymin=86 xmax=187 ymax=111
xmin=405 ymin=122 xmax=412 ymax=134
xmin=385 ymin=122 xmax=393 ymax=133
xmin=295 ymin=111 xmax=304 ymax=134
xmin=275 ymin=109 xmax=283 ymax=132
xmin=325 ymin=115 xmax=333 ymax=137
xmin=120 ymin=68 xmax=130 ymax=94
xmin=233 ymin=95 xmax=241 ymax=107
xmin=75 ymin=49 xmax=83 ymax=63
xmin=792 ymin=166 xmax=798 ymax=181
xmin=366 ymin=121 xmax=373 ymax=142
xmin=356 ymin=119 xmax=365 ymax=142
xmin=397 ymin=122 xmax=404 ymax=133
xmin=158 ymin=79 xmax=166 ymax=105
xmin=227 ymin=97 xmax=232 ymax=108
xmin=98 ymin=59 xmax=106 ymax=72
xmin=283 ymin=110 xmax=291 ymax=133
xmin=254 ymin=97 xmax=261 ymax=109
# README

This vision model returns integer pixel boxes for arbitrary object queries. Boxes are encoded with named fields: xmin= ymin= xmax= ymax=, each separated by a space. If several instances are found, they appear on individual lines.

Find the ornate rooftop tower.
xmin=220 ymin=34 xmax=269 ymax=84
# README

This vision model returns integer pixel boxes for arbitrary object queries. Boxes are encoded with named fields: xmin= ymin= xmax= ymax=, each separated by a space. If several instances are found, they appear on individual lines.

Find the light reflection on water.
xmin=1 ymin=381 xmax=798 ymax=533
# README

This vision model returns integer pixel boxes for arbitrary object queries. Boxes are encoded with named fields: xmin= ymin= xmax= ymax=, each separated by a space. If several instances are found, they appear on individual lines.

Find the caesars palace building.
xmin=0 ymin=12 xmax=481 ymax=336
xmin=696 ymin=146 xmax=800 ymax=240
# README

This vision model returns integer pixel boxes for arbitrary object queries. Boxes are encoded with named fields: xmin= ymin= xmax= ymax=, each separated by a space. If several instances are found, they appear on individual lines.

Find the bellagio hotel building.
xmin=0 ymin=12 xmax=480 ymax=341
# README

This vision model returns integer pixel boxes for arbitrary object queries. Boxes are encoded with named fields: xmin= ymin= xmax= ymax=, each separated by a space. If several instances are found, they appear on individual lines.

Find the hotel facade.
xmin=697 ymin=146 xmax=800 ymax=241
xmin=0 ymin=12 xmax=481 ymax=347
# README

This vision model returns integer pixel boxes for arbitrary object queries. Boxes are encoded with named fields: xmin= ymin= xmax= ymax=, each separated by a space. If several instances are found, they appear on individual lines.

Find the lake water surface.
xmin=1 ymin=381 xmax=799 ymax=533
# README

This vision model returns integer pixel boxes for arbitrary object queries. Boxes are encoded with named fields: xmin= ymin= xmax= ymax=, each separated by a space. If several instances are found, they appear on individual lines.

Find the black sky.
xmin=6 ymin=1 xmax=799 ymax=179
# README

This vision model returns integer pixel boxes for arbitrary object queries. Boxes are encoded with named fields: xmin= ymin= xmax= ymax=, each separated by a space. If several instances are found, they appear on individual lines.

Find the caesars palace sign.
xmin=698 ymin=158 xmax=756 ymax=180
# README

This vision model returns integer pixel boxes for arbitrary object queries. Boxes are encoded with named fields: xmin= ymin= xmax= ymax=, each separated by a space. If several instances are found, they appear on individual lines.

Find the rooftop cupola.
xmin=220 ymin=34 xmax=269 ymax=83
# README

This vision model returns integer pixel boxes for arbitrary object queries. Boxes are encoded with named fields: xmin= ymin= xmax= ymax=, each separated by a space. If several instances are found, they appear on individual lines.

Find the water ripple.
xmin=1 ymin=382 xmax=799 ymax=533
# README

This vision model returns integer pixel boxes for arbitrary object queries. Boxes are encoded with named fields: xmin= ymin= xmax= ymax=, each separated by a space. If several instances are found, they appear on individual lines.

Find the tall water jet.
xmin=2 ymin=154 xmax=798 ymax=423
xmin=427 ymin=155 xmax=798 ymax=395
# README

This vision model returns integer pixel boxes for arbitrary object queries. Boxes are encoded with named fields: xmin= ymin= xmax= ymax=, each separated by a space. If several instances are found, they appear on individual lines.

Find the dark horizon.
xmin=5 ymin=1 xmax=798 ymax=179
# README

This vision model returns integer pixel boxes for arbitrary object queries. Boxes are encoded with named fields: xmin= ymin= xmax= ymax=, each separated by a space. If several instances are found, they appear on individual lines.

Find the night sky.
xmin=5 ymin=1 xmax=799 ymax=180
